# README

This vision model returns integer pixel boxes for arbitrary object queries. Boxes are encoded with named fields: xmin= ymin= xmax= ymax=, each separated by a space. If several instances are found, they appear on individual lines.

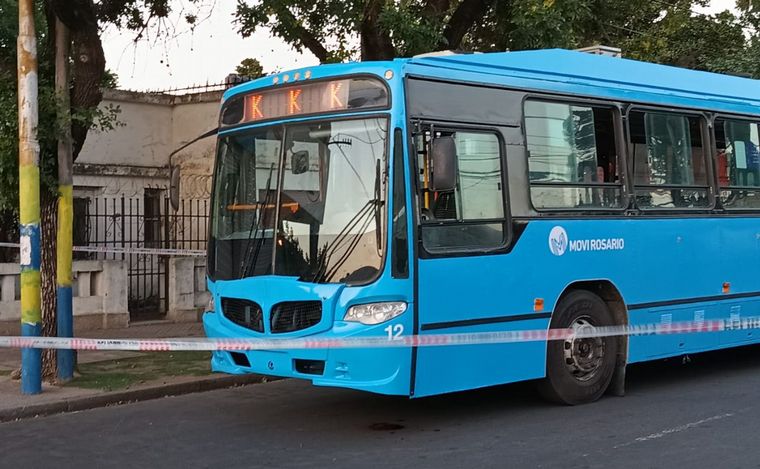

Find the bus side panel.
xmin=627 ymin=298 xmax=760 ymax=363
xmin=413 ymin=231 xmax=558 ymax=397
xmin=721 ymin=301 xmax=760 ymax=345
xmin=413 ymin=324 xmax=547 ymax=398
xmin=627 ymin=304 xmax=722 ymax=362
xmin=413 ymin=217 xmax=760 ymax=395
xmin=719 ymin=217 xmax=760 ymax=346
xmin=625 ymin=216 xmax=760 ymax=362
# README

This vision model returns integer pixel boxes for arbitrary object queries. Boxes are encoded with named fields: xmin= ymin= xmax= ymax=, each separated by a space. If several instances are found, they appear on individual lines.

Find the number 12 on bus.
xmin=202 ymin=49 xmax=760 ymax=404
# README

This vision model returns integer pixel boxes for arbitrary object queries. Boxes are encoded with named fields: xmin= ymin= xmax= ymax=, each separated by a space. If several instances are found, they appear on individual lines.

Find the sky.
xmin=101 ymin=0 xmax=740 ymax=92
xmin=101 ymin=0 xmax=318 ymax=91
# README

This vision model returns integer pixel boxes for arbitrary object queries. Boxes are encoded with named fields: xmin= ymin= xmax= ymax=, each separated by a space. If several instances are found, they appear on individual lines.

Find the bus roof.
xmin=225 ymin=49 xmax=760 ymax=118
xmin=403 ymin=49 xmax=760 ymax=117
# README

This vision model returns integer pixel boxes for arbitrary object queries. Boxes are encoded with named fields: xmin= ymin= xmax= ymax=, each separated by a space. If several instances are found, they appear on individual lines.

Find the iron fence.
xmin=74 ymin=195 xmax=209 ymax=320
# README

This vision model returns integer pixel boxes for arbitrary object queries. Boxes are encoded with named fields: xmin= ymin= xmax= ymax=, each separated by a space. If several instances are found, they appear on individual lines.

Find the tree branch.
xmin=50 ymin=0 xmax=106 ymax=159
xmin=442 ymin=0 xmax=496 ymax=50
xmin=422 ymin=0 xmax=451 ymax=19
xmin=52 ymin=0 xmax=98 ymax=32
xmin=361 ymin=0 xmax=395 ymax=60
xmin=272 ymin=4 xmax=331 ymax=63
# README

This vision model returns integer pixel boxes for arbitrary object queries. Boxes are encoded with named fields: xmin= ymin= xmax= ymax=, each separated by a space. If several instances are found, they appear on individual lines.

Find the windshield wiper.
xmin=305 ymin=200 xmax=375 ymax=283
xmin=238 ymin=163 xmax=275 ymax=278
xmin=306 ymin=161 xmax=383 ymax=284
xmin=373 ymin=159 xmax=382 ymax=252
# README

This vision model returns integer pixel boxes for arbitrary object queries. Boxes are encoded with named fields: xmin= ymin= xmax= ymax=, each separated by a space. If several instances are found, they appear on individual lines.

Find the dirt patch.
xmin=66 ymin=351 xmax=212 ymax=392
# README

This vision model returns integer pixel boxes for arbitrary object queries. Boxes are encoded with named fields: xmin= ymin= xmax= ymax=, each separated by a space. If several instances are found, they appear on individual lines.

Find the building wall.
xmin=75 ymin=88 xmax=222 ymax=199
xmin=77 ymin=99 xmax=174 ymax=168
xmin=71 ymin=88 xmax=221 ymax=320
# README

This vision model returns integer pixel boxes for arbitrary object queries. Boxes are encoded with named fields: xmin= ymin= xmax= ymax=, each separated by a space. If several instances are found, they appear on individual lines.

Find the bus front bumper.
xmin=202 ymin=311 xmax=411 ymax=396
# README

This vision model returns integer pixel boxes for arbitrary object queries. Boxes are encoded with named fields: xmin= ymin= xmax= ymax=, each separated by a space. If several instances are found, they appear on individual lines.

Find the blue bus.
xmin=202 ymin=49 xmax=760 ymax=404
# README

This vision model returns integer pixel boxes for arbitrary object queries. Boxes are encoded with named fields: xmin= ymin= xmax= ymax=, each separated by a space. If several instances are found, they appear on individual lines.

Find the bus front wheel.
xmin=538 ymin=290 xmax=618 ymax=405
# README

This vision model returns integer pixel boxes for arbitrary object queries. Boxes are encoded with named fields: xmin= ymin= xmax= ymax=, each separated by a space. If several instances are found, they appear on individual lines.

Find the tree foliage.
xmin=235 ymin=0 xmax=760 ymax=79
xmin=235 ymin=57 xmax=266 ymax=79
xmin=623 ymin=9 xmax=750 ymax=74
xmin=0 ymin=0 xmax=125 ymax=212
xmin=0 ymin=0 xmax=202 ymax=375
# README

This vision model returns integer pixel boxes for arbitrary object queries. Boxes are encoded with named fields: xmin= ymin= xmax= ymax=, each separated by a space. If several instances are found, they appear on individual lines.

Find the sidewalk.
xmin=0 ymin=321 xmax=265 ymax=422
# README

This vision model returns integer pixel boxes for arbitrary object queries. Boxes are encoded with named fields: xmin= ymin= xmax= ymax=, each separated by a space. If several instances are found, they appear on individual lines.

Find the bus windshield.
xmin=209 ymin=116 xmax=388 ymax=284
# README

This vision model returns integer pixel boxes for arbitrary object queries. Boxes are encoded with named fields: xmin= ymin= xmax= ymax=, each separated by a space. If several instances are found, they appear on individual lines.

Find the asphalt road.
xmin=4 ymin=346 xmax=760 ymax=469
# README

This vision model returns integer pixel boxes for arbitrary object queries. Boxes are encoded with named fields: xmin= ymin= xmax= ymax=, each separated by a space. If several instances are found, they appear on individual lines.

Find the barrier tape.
xmin=2 ymin=317 xmax=760 ymax=352
xmin=0 ymin=242 xmax=205 ymax=257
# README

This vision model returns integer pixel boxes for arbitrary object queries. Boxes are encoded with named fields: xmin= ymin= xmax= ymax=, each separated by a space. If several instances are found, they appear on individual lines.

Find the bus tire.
xmin=538 ymin=290 xmax=618 ymax=405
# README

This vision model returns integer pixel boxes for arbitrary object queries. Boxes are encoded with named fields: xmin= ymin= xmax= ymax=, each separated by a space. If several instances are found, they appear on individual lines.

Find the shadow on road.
xmin=624 ymin=343 xmax=760 ymax=393
xmin=4 ymin=343 xmax=760 ymax=469
xmin=228 ymin=343 xmax=760 ymax=436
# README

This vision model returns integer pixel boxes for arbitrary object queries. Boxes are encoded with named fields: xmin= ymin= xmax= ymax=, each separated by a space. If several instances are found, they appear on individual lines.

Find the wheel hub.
xmin=563 ymin=316 xmax=605 ymax=382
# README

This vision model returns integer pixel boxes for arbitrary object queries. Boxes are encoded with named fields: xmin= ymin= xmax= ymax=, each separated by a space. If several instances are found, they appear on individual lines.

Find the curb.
xmin=0 ymin=373 xmax=269 ymax=423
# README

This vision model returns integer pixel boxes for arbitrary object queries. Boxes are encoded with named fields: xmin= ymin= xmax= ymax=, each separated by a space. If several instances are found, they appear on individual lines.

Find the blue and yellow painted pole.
xmin=17 ymin=0 xmax=42 ymax=394
xmin=56 ymin=185 xmax=73 ymax=380
xmin=55 ymin=18 xmax=74 ymax=381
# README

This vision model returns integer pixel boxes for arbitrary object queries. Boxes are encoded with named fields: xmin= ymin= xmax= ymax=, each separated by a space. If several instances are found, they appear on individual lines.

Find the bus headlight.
xmin=344 ymin=302 xmax=407 ymax=325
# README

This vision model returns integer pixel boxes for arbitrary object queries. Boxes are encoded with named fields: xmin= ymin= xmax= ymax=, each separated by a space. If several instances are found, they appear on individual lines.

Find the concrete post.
xmin=168 ymin=257 xmax=197 ymax=322
xmin=100 ymin=260 xmax=129 ymax=328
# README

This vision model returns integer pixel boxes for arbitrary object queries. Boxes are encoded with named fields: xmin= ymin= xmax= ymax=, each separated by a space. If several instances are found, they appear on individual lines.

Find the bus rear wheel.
xmin=538 ymin=290 xmax=618 ymax=405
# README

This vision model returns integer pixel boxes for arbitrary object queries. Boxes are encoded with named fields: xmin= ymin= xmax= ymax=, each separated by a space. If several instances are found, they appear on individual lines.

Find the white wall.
xmin=75 ymin=89 xmax=222 ymax=199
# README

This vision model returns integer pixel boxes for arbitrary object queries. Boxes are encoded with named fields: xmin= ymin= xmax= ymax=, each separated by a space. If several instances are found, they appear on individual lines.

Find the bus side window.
xmin=715 ymin=118 xmax=760 ymax=209
xmin=714 ymin=122 xmax=730 ymax=187
xmin=524 ymin=100 xmax=623 ymax=210
xmin=629 ymin=110 xmax=711 ymax=209
xmin=415 ymin=128 xmax=507 ymax=253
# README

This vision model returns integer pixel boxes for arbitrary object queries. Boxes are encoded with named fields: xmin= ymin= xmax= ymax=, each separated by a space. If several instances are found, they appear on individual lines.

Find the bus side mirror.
xmin=430 ymin=136 xmax=457 ymax=192
xmin=169 ymin=166 xmax=180 ymax=211
xmin=291 ymin=150 xmax=310 ymax=175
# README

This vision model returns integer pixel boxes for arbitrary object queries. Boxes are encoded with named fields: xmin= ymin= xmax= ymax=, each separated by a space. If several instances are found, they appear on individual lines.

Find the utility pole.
xmin=17 ymin=0 xmax=42 ymax=394
xmin=55 ymin=17 xmax=74 ymax=382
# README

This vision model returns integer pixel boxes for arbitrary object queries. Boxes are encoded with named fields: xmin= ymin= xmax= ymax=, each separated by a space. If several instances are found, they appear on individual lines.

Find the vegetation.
xmin=66 ymin=352 xmax=212 ymax=391
xmin=235 ymin=57 xmax=266 ymax=79
xmin=235 ymin=0 xmax=760 ymax=78
xmin=0 ymin=0 xmax=202 ymax=376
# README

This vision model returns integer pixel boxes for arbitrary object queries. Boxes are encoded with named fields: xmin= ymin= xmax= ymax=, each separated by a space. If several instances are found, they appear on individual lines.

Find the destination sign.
xmin=221 ymin=77 xmax=389 ymax=126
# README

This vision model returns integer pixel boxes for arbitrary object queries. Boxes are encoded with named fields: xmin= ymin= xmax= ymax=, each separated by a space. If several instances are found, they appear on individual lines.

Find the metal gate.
xmin=74 ymin=194 xmax=209 ymax=321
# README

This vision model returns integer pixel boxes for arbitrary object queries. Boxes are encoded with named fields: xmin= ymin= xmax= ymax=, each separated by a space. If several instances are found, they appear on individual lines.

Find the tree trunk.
xmin=69 ymin=26 xmax=105 ymax=158
xmin=40 ymin=191 xmax=58 ymax=379
xmin=37 ymin=1 xmax=104 ymax=382
xmin=442 ymin=0 xmax=498 ymax=50
xmin=50 ymin=0 xmax=106 ymax=159
xmin=361 ymin=0 xmax=396 ymax=60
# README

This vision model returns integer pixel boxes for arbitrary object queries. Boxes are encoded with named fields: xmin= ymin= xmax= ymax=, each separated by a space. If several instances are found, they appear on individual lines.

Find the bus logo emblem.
xmin=548 ymin=226 xmax=568 ymax=256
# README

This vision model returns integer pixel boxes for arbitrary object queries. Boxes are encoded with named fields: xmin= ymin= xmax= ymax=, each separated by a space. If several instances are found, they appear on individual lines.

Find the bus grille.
xmin=270 ymin=301 xmax=322 ymax=333
xmin=221 ymin=298 xmax=264 ymax=332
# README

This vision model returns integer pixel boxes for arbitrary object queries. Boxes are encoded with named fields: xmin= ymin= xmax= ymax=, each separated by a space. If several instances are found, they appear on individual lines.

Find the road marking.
xmin=614 ymin=413 xmax=734 ymax=449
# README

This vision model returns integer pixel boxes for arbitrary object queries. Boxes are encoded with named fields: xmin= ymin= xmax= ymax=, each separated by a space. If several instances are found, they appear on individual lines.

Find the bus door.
xmin=411 ymin=126 xmax=546 ymax=397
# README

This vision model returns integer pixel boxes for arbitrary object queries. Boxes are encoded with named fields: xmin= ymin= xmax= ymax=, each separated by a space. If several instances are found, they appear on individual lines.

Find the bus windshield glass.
xmin=209 ymin=116 xmax=388 ymax=284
